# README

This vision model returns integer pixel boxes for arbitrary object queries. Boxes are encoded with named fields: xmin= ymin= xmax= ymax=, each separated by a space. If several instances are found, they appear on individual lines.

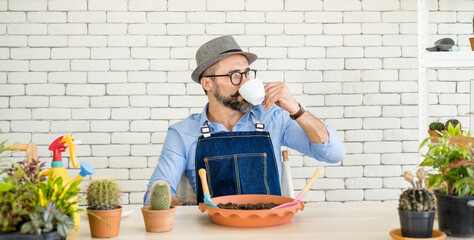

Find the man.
xmin=144 ymin=35 xmax=345 ymax=205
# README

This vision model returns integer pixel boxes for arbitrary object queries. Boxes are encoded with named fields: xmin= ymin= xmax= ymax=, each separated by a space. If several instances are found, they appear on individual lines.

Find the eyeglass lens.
xmin=231 ymin=70 xmax=256 ymax=85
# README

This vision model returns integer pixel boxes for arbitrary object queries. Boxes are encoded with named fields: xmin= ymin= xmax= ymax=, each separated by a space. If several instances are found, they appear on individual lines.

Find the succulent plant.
xmin=429 ymin=122 xmax=444 ymax=131
xmin=86 ymin=178 xmax=121 ymax=210
xmin=149 ymin=180 xmax=171 ymax=210
xmin=21 ymin=201 xmax=74 ymax=237
xmin=399 ymin=169 xmax=435 ymax=212
xmin=444 ymin=119 xmax=460 ymax=131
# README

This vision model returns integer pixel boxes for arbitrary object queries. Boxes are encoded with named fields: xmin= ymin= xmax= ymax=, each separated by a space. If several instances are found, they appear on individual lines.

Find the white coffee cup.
xmin=238 ymin=78 xmax=265 ymax=105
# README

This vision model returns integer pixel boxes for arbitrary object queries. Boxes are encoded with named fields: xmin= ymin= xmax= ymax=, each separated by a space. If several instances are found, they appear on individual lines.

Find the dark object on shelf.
xmin=426 ymin=38 xmax=455 ymax=52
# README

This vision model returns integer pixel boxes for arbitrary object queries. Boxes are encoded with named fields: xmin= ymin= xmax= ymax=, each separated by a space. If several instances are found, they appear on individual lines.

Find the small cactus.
xmin=445 ymin=119 xmax=460 ymax=130
xmin=86 ymin=178 xmax=122 ymax=210
xmin=399 ymin=168 xmax=435 ymax=212
xmin=149 ymin=180 xmax=171 ymax=210
xmin=429 ymin=122 xmax=444 ymax=131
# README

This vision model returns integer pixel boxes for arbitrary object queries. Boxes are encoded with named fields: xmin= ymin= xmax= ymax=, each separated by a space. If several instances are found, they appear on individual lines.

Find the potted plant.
xmin=428 ymin=119 xmax=461 ymax=142
xmin=0 ymin=147 xmax=80 ymax=239
xmin=428 ymin=121 xmax=444 ymax=140
xmin=141 ymin=180 xmax=176 ymax=232
xmin=86 ymin=178 xmax=122 ymax=238
xmin=420 ymin=123 xmax=474 ymax=237
xmin=398 ymin=169 xmax=436 ymax=238
xmin=21 ymin=201 xmax=75 ymax=240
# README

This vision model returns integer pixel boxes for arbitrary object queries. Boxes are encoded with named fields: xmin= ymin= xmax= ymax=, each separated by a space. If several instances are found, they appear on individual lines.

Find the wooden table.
xmin=68 ymin=202 xmax=467 ymax=240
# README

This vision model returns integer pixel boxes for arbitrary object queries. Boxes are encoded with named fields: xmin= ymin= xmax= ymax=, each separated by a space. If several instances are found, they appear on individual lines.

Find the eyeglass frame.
xmin=203 ymin=69 xmax=257 ymax=86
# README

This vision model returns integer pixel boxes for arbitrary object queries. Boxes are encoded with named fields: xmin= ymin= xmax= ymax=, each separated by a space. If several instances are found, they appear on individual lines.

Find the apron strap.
xmin=250 ymin=112 xmax=265 ymax=131
xmin=200 ymin=112 xmax=265 ymax=138
xmin=200 ymin=125 xmax=211 ymax=138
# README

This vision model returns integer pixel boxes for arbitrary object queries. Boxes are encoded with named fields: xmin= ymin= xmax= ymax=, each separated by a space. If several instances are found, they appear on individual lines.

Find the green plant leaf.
xmin=57 ymin=223 xmax=68 ymax=237
xmin=420 ymin=157 xmax=434 ymax=166
xmin=428 ymin=174 xmax=444 ymax=188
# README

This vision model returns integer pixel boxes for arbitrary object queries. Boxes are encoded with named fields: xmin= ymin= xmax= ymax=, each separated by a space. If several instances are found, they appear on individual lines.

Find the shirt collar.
xmin=198 ymin=103 xmax=258 ymax=131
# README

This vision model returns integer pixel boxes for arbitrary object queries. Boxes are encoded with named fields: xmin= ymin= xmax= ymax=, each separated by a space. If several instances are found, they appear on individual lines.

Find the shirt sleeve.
xmin=281 ymin=111 xmax=345 ymax=164
xmin=143 ymin=127 xmax=187 ymax=205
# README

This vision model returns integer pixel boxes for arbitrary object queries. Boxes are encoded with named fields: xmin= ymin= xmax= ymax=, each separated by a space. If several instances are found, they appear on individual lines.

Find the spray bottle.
xmin=41 ymin=135 xmax=95 ymax=227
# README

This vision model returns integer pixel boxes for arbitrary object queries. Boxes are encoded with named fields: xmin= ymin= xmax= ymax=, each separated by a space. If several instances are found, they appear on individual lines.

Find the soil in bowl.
xmin=217 ymin=202 xmax=278 ymax=210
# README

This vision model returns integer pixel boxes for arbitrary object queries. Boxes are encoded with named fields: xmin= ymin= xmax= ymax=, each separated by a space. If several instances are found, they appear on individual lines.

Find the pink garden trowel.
xmin=272 ymin=168 xmax=323 ymax=210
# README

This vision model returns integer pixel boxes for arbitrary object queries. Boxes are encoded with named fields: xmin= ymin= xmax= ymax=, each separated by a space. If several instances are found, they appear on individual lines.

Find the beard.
xmin=213 ymin=84 xmax=254 ymax=113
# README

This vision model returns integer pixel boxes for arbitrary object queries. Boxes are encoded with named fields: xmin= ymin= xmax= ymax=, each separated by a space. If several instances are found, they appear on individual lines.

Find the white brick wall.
xmin=0 ymin=0 xmax=471 ymax=205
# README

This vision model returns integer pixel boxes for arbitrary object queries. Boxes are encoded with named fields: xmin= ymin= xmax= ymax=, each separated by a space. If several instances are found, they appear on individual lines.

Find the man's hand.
xmin=263 ymin=81 xmax=329 ymax=143
xmin=171 ymin=195 xmax=183 ymax=206
xmin=262 ymin=82 xmax=299 ymax=114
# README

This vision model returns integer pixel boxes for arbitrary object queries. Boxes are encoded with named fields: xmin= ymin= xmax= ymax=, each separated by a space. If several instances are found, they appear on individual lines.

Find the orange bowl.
xmin=198 ymin=194 xmax=304 ymax=228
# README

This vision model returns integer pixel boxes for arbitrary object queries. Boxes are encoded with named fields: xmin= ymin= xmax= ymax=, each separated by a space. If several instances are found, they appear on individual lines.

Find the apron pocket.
xmin=205 ymin=155 xmax=239 ymax=197
xmin=236 ymin=153 xmax=269 ymax=195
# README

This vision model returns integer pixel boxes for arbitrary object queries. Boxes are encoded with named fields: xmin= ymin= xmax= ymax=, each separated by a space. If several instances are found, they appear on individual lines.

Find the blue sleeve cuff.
xmin=309 ymin=124 xmax=345 ymax=164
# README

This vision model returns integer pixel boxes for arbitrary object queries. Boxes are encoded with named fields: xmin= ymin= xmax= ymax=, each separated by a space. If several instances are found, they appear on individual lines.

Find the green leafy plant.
xmin=420 ymin=124 xmax=474 ymax=196
xmin=149 ymin=180 xmax=171 ymax=210
xmin=0 ymin=137 xmax=84 ymax=237
xmin=0 ymin=143 xmax=38 ymax=232
xmin=86 ymin=178 xmax=122 ymax=210
xmin=0 ymin=175 xmax=36 ymax=232
xmin=36 ymin=174 xmax=82 ymax=218
xmin=429 ymin=122 xmax=444 ymax=131
xmin=399 ymin=169 xmax=435 ymax=211
xmin=20 ymin=201 xmax=74 ymax=237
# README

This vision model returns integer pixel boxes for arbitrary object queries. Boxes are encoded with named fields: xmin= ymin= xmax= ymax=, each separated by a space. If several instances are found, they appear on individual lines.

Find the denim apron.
xmin=195 ymin=114 xmax=281 ymax=203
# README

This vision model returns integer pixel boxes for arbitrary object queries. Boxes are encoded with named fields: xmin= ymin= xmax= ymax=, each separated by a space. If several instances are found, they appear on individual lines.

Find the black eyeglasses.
xmin=203 ymin=69 xmax=257 ymax=85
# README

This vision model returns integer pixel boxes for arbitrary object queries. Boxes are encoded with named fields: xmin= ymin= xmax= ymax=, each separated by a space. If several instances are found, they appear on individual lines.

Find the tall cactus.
xmin=86 ymin=178 xmax=122 ymax=210
xmin=149 ymin=180 xmax=171 ymax=210
xmin=398 ymin=169 xmax=435 ymax=212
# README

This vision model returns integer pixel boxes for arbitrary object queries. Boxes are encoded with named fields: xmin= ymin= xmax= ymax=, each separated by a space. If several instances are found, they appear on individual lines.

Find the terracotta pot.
xmin=141 ymin=206 xmax=176 ymax=232
xmin=87 ymin=206 xmax=122 ymax=238
xmin=470 ymin=37 xmax=474 ymax=51
xmin=427 ymin=130 xmax=443 ymax=142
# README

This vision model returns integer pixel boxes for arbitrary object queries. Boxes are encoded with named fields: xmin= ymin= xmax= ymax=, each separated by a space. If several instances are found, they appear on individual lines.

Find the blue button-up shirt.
xmin=144 ymin=104 xmax=345 ymax=204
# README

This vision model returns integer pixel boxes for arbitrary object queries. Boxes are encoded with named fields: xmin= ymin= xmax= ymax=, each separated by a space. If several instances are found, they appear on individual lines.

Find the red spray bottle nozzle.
xmin=49 ymin=136 xmax=67 ymax=162
xmin=48 ymin=135 xmax=78 ymax=168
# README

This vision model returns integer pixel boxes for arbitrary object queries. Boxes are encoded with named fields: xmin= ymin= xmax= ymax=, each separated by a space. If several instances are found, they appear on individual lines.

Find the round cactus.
xmin=399 ymin=169 xmax=435 ymax=212
xmin=444 ymin=119 xmax=460 ymax=130
xmin=429 ymin=122 xmax=444 ymax=131
xmin=86 ymin=178 xmax=122 ymax=210
xmin=149 ymin=180 xmax=171 ymax=210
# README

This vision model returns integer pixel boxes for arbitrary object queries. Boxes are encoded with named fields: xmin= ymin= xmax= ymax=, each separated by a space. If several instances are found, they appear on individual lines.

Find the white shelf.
xmin=426 ymin=52 xmax=474 ymax=68
xmin=417 ymin=0 xmax=474 ymax=145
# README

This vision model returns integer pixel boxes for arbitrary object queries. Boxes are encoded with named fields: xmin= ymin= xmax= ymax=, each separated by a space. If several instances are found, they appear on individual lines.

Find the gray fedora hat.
xmin=426 ymin=38 xmax=455 ymax=52
xmin=191 ymin=35 xmax=257 ymax=83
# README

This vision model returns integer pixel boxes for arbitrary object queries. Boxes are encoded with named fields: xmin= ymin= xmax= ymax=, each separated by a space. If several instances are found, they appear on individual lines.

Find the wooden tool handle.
xmin=198 ymin=168 xmax=210 ymax=195
xmin=301 ymin=168 xmax=323 ymax=195
xmin=282 ymin=150 xmax=289 ymax=162
xmin=4 ymin=143 xmax=38 ymax=164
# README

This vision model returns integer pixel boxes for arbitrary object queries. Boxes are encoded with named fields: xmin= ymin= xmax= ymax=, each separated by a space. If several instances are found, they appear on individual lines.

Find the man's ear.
xmin=201 ymin=77 xmax=213 ymax=92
